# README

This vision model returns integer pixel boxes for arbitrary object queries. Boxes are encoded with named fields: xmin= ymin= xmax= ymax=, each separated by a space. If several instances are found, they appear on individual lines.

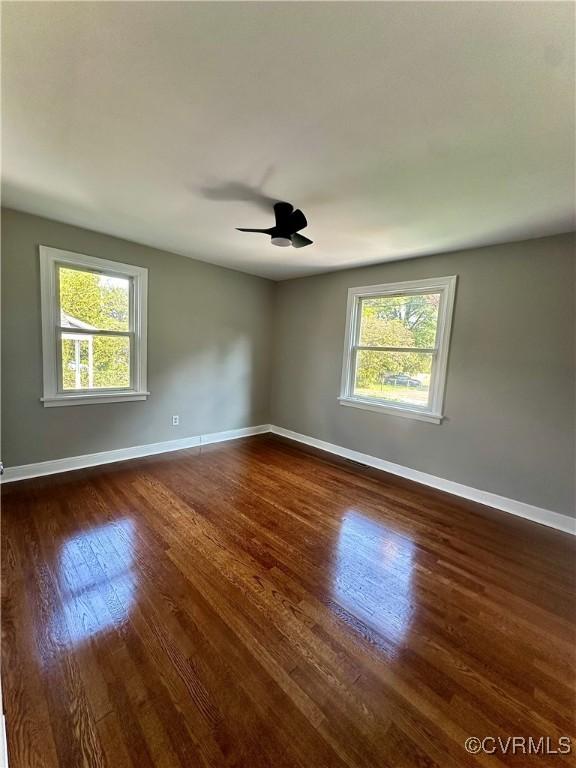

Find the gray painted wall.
xmin=2 ymin=209 xmax=574 ymax=517
xmin=271 ymin=234 xmax=575 ymax=517
xmin=1 ymin=208 xmax=274 ymax=466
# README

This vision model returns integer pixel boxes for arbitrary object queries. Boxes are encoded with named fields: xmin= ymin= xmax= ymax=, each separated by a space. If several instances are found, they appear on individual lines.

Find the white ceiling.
xmin=2 ymin=2 xmax=574 ymax=280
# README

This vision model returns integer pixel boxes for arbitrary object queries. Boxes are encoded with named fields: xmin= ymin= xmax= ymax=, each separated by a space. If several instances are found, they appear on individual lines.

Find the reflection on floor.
xmin=55 ymin=519 xmax=136 ymax=647
xmin=334 ymin=511 xmax=414 ymax=655
xmin=2 ymin=434 xmax=575 ymax=768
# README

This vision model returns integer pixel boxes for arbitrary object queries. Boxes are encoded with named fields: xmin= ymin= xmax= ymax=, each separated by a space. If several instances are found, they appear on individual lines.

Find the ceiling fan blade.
xmin=286 ymin=209 xmax=307 ymax=233
xmin=236 ymin=202 xmax=310 ymax=245
xmin=273 ymin=201 xmax=294 ymax=227
xmin=291 ymin=233 xmax=313 ymax=248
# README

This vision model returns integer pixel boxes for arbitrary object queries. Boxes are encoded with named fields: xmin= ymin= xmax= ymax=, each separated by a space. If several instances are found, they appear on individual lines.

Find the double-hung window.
xmin=39 ymin=246 xmax=149 ymax=406
xmin=339 ymin=276 xmax=457 ymax=423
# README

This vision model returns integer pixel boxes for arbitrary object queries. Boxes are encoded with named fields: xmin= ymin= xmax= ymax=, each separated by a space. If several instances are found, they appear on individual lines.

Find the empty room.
xmin=1 ymin=2 xmax=574 ymax=767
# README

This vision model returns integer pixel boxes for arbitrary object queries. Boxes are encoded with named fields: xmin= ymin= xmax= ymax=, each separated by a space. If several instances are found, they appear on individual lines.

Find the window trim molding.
xmin=39 ymin=246 xmax=149 ymax=407
xmin=339 ymin=276 xmax=457 ymax=423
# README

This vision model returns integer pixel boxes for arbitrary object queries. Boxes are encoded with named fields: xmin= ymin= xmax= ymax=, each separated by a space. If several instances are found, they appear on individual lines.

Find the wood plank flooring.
xmin=2 ymin=434 xmax=575 ymax=768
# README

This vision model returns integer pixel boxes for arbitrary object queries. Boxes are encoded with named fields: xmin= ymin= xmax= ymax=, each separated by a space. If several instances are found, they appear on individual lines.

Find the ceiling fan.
xmin=237 ymin=201 xmax=313 ymax=248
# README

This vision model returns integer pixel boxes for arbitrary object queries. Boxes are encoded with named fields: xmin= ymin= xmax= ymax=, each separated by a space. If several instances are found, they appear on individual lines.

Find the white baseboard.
xmin=0 ymin=714 xmax=7 ymax=768
xmin=269 ymin=425 xmax=575 ymax=536
xmin=3 ymin=422 xmax=573 ymax=536
xmin=201 ymin=425 xmax=270 ymax=446
xmin=1 ymin=424 xmax=270 ymax=483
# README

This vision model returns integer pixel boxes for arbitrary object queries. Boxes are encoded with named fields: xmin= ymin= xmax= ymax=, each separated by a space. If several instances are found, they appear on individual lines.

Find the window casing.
xmin=339 ymin=276 xmax=457 ymax=423
xmin=40 ymin=246 xmax=149 ymax=407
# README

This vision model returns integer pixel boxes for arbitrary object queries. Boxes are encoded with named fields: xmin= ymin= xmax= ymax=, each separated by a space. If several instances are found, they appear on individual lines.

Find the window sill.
xmin=41 ymin=391 xmax=150 ymax=407
xmin=338 ymin=396 xmax=443 ymax=424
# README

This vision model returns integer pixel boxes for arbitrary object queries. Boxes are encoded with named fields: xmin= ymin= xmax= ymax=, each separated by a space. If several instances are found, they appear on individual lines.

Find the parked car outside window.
xmin=382 ymin=374 xmax=422 ymax=388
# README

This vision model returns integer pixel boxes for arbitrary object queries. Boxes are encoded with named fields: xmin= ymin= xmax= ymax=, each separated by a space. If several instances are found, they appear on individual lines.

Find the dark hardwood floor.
xmin=2 ymin=434 xmax=574 ymax=768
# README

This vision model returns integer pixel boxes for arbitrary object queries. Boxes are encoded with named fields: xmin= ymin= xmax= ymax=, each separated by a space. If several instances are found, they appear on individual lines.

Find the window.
xmin=339 ymin=276 xmax=457 ymax=423
xmin=39 ymin=246 xmax=148 ymax=406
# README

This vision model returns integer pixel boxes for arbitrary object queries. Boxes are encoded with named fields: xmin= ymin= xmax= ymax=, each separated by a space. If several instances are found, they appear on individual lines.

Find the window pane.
xmin=358 ymin=293 xmax=440 ymax=349
xmin=59 ymin=266 xmax=130 ymax=332
xmin=61 ymin=334 xmax=130 ymax=390
xmin=353 ymin=350 xmax=433 ymax=408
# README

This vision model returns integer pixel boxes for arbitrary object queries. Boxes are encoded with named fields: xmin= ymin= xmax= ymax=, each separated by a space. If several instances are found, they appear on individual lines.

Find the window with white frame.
xmin=39 ymin=246 xmax=148 ymax=407
xmin=339 ymin=276 xmax=457 ymax=423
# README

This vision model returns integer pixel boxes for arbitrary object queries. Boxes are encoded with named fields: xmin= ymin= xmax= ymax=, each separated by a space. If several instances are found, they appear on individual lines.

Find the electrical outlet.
xmin=172 ymin=415 xmax=180 ymax=426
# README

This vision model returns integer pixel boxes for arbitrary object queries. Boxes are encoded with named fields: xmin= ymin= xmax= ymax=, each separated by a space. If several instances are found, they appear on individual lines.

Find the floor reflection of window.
xmin=55 ymin=518 xmax=136 ymax=647
xmin=333 ymin=511 xmax=415 ymax=651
